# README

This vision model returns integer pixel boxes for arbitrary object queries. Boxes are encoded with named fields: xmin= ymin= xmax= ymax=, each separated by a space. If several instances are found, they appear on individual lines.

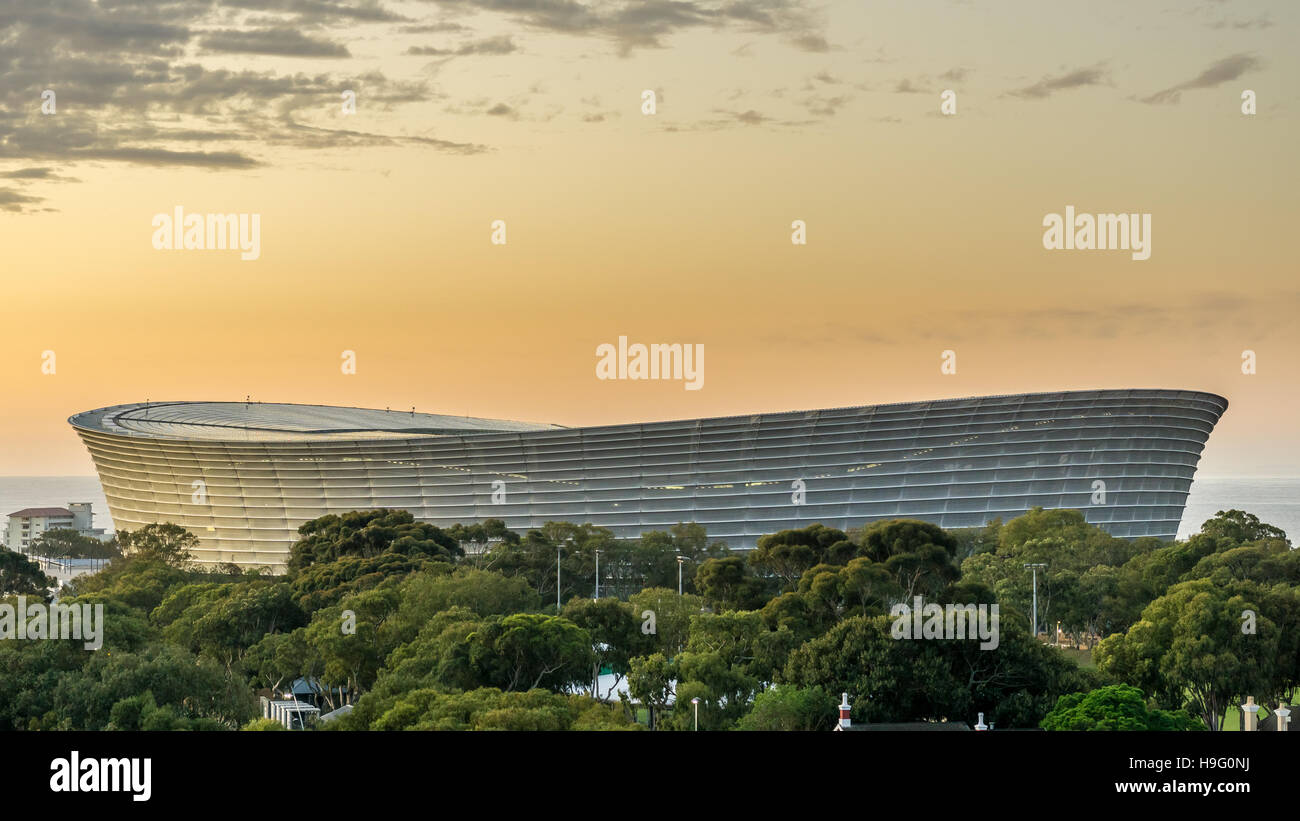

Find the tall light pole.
xmin=594 ymin=549 xmax=601 ymax=599
xmin=556 ymin=544 xmax=563 ymax=613
xmin=676 ymin=555 xmax=687 ymax=596
xmin=692 ymin=697 xmax=700 ymax=731
xmin=1024 ymin=563 xmax=1047 ymax=639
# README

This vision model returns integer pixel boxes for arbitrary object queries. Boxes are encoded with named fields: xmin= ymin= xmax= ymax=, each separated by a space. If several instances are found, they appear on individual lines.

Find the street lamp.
xmin=594 ymin=549 xmax=601 ymax=600
xmin=692 ymin=697 xmax=701 ymax=731
xmin=556 ymin=544 xmax=563 ymax=613
xmin=1024 ymin=563 xmax=1047 ymax=639
xmin=676 ymin=555 xmax=687 ymax=596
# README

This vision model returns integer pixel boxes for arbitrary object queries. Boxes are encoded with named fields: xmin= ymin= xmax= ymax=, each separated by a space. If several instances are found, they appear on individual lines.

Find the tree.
xmin=289 ymin=552 xmax=447 ymax=614
xmin=665 ymin=611 xmax=766 ymax=729
xmin=0 ymin=547 xmax=55 ymax=598
xmin=361 ymin=688 xmax=639 ymax=731
xmin=28 ymin=528 xmax=119 ymax=567
xmin=1040 ymin=685 xmax=1203 ymax=731
xmin=627 ymin=652 xmax=673 ymax=729
xmin=738 ymin=685 xmax=837 ymax=731
xmin=855 ymin=519 xmax=960 ymax=598
xmin=628 ymin=588 xmax=703 ymax=657
xmin=484 ymin=522 xmax=615 ymax=605
xmin=1198 ymin=509 xmax=1289 ymax=546
xmin=1095 ymin=579 xmax=1281 ymax=730
xmin=305 ymin=587 xmax=403 ymax=706
xmin=785 ymin=611 xmax=1093 ymax=728
xmin=49 ymin=643 xmax=255 ymax=730
xmin=562 ymin=597 xmax=652 ymax=699
xmin=625 ymin=523 xmax=730 ymax=595
xmin=189 ymin=583 xmax=306 ymax=671
xmin=435 ymin=613 xmax=595 ymax=693
xmin=114 ymin=523 xmax=199 ymax=567
xmin=381 ymin=566 xmax=540 ymax=655
xmin=447 ymin=518 xmax=521 ymax=548
xmin=797 ymin=558 xmax=900 ymax=624
xmin=748 ymin=524 xmax=855 ymax=590
xmin=288 ymin=509 xmax=462 ymax=574
xmin=242 ymin=717 xmax=288 ymax=731
xmin=695 ymin=556 xmax=767 ymax=611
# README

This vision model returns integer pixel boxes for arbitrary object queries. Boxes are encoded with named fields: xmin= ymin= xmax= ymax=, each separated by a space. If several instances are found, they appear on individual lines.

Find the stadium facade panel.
xmin=69 ymin=389 xmax=1228 ymax=570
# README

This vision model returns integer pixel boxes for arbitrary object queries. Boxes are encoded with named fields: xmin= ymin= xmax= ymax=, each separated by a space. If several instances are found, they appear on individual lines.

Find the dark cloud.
xmin=0 ymin=186 xmax=45 ymax=212
xmin=401 ymin=21 xmax=471 ymax=33
xmin=894 ymin=77 xmax=928 ymax=94
xmin=0 ymin=0 xmax=828 ymax=213
xmin=275 ymin=121 xmax=489 ymax=153
xmin=800 ymin=93 xmax=850 ymax=117
xmin=199 ymin=28 xmax=352 ymax=58
xmin=1140 ymin=53 xmax=1261 ymax=105
xmin=0 ymin=167 xmax=59 ymax=179
xmin=406 ymin=35 xmax=518 ymax=56
xmin=788 ymin=33 xmax=829 ymax=52
xmin=428 ymin=0 xmax=823 ymax=52
xmin=1006 ymin=65 xmax=1108 ymax=99
xmin=221 ymin=0 xmax=408 ymax=25
xmin=732 ymin=109 xmax=769 ymax=125
xmin=1208 ymin=15 xmax=1272 ymax=31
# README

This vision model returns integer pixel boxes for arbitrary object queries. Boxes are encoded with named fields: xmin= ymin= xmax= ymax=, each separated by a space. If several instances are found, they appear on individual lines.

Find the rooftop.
xmin=7 ymin=507 xmax=73 ymax=518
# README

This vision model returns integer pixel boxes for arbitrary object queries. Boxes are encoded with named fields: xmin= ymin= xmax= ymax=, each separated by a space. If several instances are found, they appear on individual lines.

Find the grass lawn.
xmin=1057 ymin=646 xmax=1095 ymax=669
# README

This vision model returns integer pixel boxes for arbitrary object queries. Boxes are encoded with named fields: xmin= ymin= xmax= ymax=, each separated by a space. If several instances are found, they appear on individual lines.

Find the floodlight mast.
xmin=1024 ymin=563 xmax=1047 ymax=638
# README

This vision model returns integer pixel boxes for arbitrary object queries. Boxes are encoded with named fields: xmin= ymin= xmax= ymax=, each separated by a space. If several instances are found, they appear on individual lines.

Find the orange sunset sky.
xmin=2 ymin=0 xmax=1297 ymax=476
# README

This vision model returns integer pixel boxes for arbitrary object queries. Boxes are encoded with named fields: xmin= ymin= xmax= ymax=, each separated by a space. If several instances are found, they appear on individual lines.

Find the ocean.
xmin=1 ymin=475 xmax=1297 ymax=545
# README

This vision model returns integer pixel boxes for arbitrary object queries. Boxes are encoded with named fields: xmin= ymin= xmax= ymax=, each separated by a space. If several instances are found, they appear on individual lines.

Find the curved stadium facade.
xmin=70 ymin=389 xmax=1228 ymax=570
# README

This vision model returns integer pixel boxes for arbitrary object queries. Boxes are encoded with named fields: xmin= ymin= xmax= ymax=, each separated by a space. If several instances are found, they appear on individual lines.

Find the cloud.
xmin=894 ymin=77 xmax=928 ymax=94
xmin=402 ymin=21 xmax=471 ymax=33
xmin=199 ymin=28 xmax=352 ymax=58
xmin=275 ymin=121 xmax=489 ymax=154
xmin=788 ymin=33 xmax=830 ymax=53
xmin=0 ymin=186 xmax=45 ymax=212
xmin=1208 ymin=15 xmax=1272 ymax=31
xmin=800 ymin=94 xmax=851 ymax=117
xmin=0 ymin=167 xmax=66 ymax=180
xmin=406 ymin=35 xmax=518 ymax=56
xmin=1006 ymin=65 xmax=1108 ymax=99
xmin=433 ymin=0 xmax=827 ymax=53
xmin=1140 ymin=53 xmax=1261 ymax=105
xmin=732 ymin=109 xmax=770 ymax=125
xmin=0 ymin=0 xmax=832 ymax=214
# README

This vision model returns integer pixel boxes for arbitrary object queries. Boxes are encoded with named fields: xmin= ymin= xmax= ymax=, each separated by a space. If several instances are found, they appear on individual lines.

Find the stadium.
xmin=69 ymin=389 xmax=1228 ymax=570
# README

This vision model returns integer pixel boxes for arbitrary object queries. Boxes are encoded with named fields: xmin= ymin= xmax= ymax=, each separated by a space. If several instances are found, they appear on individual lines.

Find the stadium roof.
xmin=68 ymin=389 xmax=1228 ymax=444
xmin=68 ymin=401 xmax=563 ymax=442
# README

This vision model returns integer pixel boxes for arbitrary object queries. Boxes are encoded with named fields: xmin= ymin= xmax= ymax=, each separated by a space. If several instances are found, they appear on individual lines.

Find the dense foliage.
xmin=0 ymin=507 xmax=1293 ymax=731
